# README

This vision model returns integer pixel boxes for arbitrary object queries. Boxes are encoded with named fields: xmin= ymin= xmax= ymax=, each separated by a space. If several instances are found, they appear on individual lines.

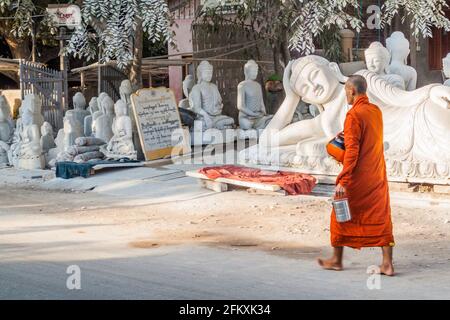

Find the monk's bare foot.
xmin=317 ymin=258 xmax=343 ymax=271
xmin=379 ymin=263 xmax=395 ymax=276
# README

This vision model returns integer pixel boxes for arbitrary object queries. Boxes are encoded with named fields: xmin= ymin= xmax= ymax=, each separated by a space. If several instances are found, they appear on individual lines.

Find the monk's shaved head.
xmin=345 ymin=75 xmax=367 ymax=104
xmin=346 ymin=75 xmax=367 ymax=95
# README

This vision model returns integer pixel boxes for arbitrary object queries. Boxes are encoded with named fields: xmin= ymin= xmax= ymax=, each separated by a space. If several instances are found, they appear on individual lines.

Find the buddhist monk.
xmin=317 ymin=75 xmax=395 ymax=276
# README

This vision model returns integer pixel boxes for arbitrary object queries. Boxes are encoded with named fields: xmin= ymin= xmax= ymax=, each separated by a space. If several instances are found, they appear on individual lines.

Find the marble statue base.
xmin=0 ymin=153 xmax=8 ymax=165
xmin=101 ymin=148 xmax=138 ymax=161
xmin=239 ymin=145 xmax=450 ymax=185
xmin=17 ymin=155 xmax=45 ymax=170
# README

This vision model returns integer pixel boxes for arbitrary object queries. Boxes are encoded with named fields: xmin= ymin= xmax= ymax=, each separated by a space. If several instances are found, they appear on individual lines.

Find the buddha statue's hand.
xmin=430 ymin=86 xmax=450 ymax=110
xmin=203 ymin=113 xmax=213 ymax=129
xmin=283 ymin=60 xmax=296 ymax=99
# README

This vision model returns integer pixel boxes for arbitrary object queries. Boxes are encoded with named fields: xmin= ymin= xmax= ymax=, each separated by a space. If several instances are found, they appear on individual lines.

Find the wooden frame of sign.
xmin=131 ymin=87 xmax=186 ymax=161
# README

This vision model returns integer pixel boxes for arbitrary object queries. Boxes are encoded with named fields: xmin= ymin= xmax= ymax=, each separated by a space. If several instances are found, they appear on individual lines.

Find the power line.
xmin=0 ymin=14 xmax=46 ymax=20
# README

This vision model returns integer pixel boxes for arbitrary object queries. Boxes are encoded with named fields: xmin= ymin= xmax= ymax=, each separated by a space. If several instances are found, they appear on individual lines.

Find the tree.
xmin=198 ymin=0 xmax=363 ymax=73
xmin=0 ymin=0 xmax=58 ymax=60
xmin=67 ymin=0 xmax=172 ymax=88
xmin=381 ymin=0 xmax=450 ymax=39
xmin=199 ymin=0 xmax=450 ymax=72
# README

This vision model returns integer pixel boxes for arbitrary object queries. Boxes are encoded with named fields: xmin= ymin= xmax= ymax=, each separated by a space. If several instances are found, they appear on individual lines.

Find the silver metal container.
xmin=332 ymin=198 xmax=352 ymax=223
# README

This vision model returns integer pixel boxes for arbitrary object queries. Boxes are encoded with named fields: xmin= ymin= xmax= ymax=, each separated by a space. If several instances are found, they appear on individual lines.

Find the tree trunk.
xmin=4 ymin=36 xmax=31 ymax=60
xmin=280 ymin=29 xmax=291 ymax=66
xmin=130 ymin=19 xmax=143 ymax=89
xmin=273 ymin=42 xmax=281 ymax=76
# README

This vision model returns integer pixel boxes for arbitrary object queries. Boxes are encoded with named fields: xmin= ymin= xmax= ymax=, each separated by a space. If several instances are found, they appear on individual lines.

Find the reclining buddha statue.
xmin=240 ymin=55 xmax=450 ymax=181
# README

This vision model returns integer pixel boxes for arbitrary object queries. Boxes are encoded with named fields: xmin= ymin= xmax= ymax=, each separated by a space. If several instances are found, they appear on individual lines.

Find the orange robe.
xmin=331 ymin=95 xmax=394 ymax=249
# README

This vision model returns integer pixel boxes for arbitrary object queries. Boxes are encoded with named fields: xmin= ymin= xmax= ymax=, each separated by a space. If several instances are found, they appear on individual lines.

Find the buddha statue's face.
xmin=365 ymin=52 xmax=387 ymax=75
xmin=386 ymin=32 xmax=410 ymax=62
xmin=73 ymin=93 xmax=86 ymax=110
xmin=120 ymin=80 xmax=133 ymax=95
xmin=102 ymin=97 xmax=114 ymax=114
xmin=89 ymin=98 xmax=99 ymax=113
xmin=114 ymin=100 xmax=127 ymax=117
xmin=41 ymin=123 xmax=52 ymax=136
xmin=244 ymin=63 xmax=258 ymax=80
xmin=200 ymin=67 xmax=213 ymax=83
xmin=292 ymin=62 xmax=339 ymax=105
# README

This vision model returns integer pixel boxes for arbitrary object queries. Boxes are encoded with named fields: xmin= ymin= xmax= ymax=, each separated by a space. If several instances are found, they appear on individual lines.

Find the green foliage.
xmin=319 ymin=26 xmax=343 ymax=64
xmin=0 ymin=0 xmax=59 ymax=40
xmin=382 ymin=0 xmax=450 ymax=38
xmin=67 ymin=0 xmax=172 ymax=69
xmin=267 ymin=73 xmax=282 ymax=82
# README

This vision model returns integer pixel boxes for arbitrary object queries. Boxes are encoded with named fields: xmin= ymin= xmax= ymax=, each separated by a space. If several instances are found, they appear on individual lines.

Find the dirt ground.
xmin=1 ymin=186 xmax=449 ymax=268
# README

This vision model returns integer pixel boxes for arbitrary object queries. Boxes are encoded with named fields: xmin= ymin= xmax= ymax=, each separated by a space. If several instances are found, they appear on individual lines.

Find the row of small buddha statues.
xmin=0 ymin=80 xmax=138 ymax=170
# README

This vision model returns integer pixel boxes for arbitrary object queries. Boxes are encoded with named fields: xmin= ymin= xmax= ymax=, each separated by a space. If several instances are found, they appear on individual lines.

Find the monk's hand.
xmin=335 ymin=184 xmax=346 ymax=199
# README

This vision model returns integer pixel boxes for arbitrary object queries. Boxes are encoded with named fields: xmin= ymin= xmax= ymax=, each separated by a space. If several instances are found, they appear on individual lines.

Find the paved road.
xmin=1 ymin=166 xmax=449 ymax=300
xmin=1 ymin=212 xmax=449 ymax=300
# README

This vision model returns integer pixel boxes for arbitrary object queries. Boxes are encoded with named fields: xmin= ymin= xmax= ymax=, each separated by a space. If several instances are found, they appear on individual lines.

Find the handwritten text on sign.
xmin=131 ymin=88 xmax=183 ymax=159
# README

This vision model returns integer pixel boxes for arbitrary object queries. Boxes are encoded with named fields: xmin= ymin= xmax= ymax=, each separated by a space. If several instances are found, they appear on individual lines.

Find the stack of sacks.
xmin=71 ymin=137 xmax=105 ymax=163
xmin=50 ymin=137 xmax=105 ymax=166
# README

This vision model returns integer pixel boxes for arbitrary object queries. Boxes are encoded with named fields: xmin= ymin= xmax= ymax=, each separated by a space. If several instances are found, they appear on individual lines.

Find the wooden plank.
xmin=215 ymin=177 xmax=281 ymax=191
xmin=186 ymin=170 xmax=282 ymax=192
xmin=198 ymin=179 xmax=228 ymax=193
xmin=247 ymin=188 xmax=287 ymax=196
xmin=92 ymin=163 xmax=144 ymax=171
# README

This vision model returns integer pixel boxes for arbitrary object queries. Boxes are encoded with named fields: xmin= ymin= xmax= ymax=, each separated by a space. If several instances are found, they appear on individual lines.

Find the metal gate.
xmin=19 ymin=60 xmax=66 ymax=130
xmin=98 ymin=65 xmax=128 ymax=102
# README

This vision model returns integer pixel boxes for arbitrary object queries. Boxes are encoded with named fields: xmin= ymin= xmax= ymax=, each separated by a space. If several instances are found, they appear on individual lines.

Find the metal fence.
xmin=19 ymin=60 xmax=66 ymax=130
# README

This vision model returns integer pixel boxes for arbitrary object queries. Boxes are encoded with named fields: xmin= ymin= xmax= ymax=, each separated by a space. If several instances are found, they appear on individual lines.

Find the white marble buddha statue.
xmin=22 ymin=93 xmax=45 ymax=129
xmin=386 ymin=31 xmax=417 ymax=91
xmin=47 ymin=112 xmax=85 ymax=165
xmin=92 ymin=92 xmax=108 ymax=138
xmin=40 ymin=122 xmax=56 ymax=154
xmin=0 ymin=96 xmax=13 ymax=164
xmin=237 ymin=60 xmax=273 ymax=130
xmin=119 ymin=80 xmax=133 ymax=114
xmin=14 ymin=96 xmax=45 ymax=169
xmin=72 ymin=92 xmax=90 ymax=132
xmin=101 ymin=99 xmax=137 ymax=160
xmin=443 ymin=53 xmax=450 ymax=87
xmin=84 ymin=97 xmax=98 ymax=137
xmin=365 ymin=42 xmax=405 ymax=90
xmin=189 ymin=60 xmax=235 ymax=130
xmin=94 ymin=95 xmax=115 ymax=143
xmin=119 ymin=79 xmax=143 ymax=159
xmin=61 ymin=113 xmax=83 ymax=151
xmin=244 ymin=55 xmax=450 ymax=181
xmin=179 ymin=75 xmax=195 ymax=110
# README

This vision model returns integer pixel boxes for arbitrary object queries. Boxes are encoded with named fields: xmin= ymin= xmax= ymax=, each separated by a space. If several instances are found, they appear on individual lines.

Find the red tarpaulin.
xmin=198 ymin=165 xmax=317 ymax=195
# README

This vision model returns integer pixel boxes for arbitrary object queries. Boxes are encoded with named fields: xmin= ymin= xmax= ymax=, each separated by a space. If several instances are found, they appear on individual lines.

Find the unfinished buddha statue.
xmin=84 ymin=97 xmax=99 ymax=137
xmin=0 ymin=96 xmax=13 ymax=164
xmin=7 ymin=94 xmax=45 ymax=169
xmin=386 ymin=31 xmax=418 ymax=91
xmin=72 ymin=92 xmax=90 ymax=132
xmin=94 ymin=95 xmax=115 ymax=143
